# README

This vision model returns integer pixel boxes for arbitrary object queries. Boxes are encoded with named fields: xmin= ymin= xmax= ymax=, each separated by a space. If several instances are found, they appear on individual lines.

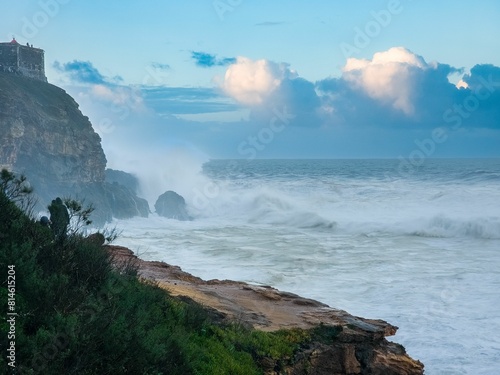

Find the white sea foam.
xmin=113 ymin=159 xmax=500 ymax=375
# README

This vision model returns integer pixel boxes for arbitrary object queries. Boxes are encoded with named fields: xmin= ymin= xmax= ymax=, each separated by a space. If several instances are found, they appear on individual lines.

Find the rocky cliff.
xmin=110 ymin=245 xmax=425 ymax=374
xmin=0 ymin=72 xmax=105 ymax=184
xmin=0 ymin=72 xmax=148 ymax=223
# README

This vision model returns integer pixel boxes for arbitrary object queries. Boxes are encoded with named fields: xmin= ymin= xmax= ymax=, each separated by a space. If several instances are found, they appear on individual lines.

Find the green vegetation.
xmin=0 ymin=170 xmax=333 ymax=374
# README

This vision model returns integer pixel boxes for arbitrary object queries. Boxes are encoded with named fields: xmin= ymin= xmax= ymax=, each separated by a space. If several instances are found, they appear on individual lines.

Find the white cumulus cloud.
xmin=220 ymin=57 xmax=294 ymax=105
xmin=342 ymin=47 xmax=428 ymax=115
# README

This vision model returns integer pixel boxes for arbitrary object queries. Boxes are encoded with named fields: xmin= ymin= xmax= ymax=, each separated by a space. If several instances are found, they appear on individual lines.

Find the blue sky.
xmin=2 ymin=0 xmax=500 ymax=166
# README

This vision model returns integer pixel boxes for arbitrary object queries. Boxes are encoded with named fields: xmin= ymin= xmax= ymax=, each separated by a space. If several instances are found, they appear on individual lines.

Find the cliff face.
xmin=0 ymin=73 xmax=148 ymax=223
xmin=0 ymin=72 xmax=105 ymax=184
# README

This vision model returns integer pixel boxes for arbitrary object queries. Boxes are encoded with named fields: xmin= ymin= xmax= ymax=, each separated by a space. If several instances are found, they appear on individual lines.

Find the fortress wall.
xmin=0 ymin=44 xmax=47 ymax=82
xmin=0 ymin=45 xmax=19 ymax=72
xmin=18 ymin=46 xmax=46 ymax=81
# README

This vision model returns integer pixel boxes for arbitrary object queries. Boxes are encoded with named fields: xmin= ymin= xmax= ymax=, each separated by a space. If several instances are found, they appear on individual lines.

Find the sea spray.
xmin=114 ymin=158 xmax=500 ymax=375
xmin=108 ymin=146 xmax=210 ymax=205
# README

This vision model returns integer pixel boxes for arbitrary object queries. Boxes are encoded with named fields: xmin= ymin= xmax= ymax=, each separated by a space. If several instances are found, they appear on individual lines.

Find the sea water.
xmin=114 ymin=159 xmax=500 ymax=375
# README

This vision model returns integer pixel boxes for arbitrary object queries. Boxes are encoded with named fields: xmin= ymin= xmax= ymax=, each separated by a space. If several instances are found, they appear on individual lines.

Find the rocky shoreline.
xmin=107 ymin=245 xmax=424 ymax=374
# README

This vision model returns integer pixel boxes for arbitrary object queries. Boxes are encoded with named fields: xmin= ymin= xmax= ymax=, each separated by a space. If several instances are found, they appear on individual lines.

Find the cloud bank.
xmin=219 ymin=47 xmax=500 ymax=130
xmin=53 ymin=47 xmax=500 ymax=162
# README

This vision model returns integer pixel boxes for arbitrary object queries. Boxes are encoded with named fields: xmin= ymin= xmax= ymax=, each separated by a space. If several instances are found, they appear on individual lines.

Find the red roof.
xmin=10 ymin=38 xmax=19 ymax=44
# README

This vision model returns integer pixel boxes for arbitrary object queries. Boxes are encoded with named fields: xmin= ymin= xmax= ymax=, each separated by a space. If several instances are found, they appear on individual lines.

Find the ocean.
xmin=114 ymin=158 xmax=500 ymax=375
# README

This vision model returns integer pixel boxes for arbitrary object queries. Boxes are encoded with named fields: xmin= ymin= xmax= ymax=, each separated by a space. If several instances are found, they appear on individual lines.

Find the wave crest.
xmin=411 ymin=215 xmax=500 ymax=239
xmin=246 ymin=192 xmax=337 ymax=229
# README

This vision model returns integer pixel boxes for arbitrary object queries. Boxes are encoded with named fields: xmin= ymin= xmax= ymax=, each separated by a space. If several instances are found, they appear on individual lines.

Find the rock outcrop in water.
xmin=155 ymin=190 xmax=191 ymax=220
xmin=0 ymin=73 xmax=148 ymax=224
xmin=105 ymin=182 xmax=150 ymax=219
xmin=109 ymin=245 xmax=425 ymax=374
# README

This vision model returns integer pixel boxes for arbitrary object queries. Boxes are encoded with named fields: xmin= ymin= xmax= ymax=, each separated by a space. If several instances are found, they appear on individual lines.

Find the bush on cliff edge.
xmin=0 ymin=170 xmax=312 ymax=374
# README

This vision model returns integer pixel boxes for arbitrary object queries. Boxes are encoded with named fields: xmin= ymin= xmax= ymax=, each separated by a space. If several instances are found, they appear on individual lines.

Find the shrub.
xmin=1 ymin=170 xmax=316 ymax=374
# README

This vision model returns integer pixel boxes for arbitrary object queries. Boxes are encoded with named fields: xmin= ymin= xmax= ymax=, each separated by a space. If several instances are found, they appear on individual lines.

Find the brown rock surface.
xmin=107 ymin=245 xmax=424 ymax=374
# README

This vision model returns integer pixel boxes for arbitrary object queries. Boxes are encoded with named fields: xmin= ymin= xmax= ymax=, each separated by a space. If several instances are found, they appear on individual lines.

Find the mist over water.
xmin=108 ymin=146 xmax=210 ymax=204
xmin=114 ymin=158 xmax=500 ymax=375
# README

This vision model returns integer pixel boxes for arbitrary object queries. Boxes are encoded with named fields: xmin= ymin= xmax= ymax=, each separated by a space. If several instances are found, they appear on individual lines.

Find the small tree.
xmin=0 ymin=168 xmax=37 ymax=217
xmin=62 ymin=197 xmax=94 ymax=235
xmin=59 ymin=197 xmax=119 ymax=242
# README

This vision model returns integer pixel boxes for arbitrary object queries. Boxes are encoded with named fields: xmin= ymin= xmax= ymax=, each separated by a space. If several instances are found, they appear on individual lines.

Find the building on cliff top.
xmin=0 ymin=38 xmax=47 ymax=82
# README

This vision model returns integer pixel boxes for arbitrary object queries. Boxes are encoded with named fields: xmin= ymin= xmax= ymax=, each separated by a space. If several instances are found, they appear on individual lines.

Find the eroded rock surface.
xmin=105 ymin=182 xmax=149 ymax=219
xmin=108 ymin=245 xmax=424 ymax=374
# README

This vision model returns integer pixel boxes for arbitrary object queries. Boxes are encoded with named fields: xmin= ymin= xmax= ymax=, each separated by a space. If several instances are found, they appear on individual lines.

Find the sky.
xmin=2 ymin=0 xmax=500 ymax=168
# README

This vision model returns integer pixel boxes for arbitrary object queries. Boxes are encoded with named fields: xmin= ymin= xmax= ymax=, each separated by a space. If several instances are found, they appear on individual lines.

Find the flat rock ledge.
xmin=107 ymin=245 xmax=424 ymax=375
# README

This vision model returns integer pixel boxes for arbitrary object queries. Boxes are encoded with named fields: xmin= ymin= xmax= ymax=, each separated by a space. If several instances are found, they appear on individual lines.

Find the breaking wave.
xmin=409 ymin=215 xmax=500 ymax=239
xmin=116 ymin=158 xmax=500 ymax=375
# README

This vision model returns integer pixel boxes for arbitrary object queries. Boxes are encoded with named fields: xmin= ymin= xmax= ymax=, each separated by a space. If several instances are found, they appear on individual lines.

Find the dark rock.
xmin=270 ymin=339 xmax=424 ymax=375
xmin=39 ymin=216 xmax=50 ymax=227
xmin=104 ymin=182 xmax=149 ymax=219
xmin=155 ymin=190 xmax=191 ymax=221
xmin=105 ymin=169 xmax=140 ymax=194
xmin=48 ymin=197 xmax=70 ymax=239
xmin=86 ymin=232 xmax=105 ymax=246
